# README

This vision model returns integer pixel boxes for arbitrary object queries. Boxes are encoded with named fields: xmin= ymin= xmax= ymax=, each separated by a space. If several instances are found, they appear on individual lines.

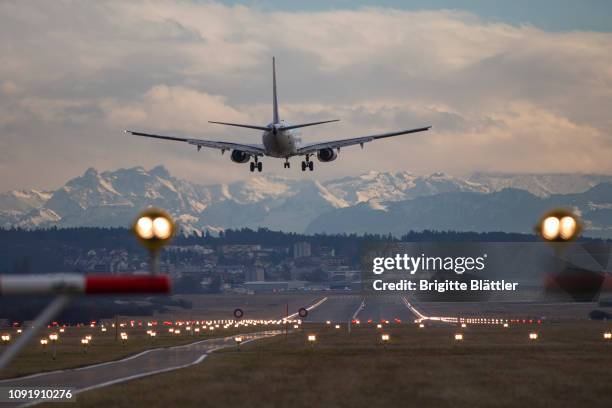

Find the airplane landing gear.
xmin=301 ymin=155 xmax=314 ymax=171
xmin=284 ymin=159 xmax=290 ymax=169
xmin=250 ymin=157 xmax=263 ymax=172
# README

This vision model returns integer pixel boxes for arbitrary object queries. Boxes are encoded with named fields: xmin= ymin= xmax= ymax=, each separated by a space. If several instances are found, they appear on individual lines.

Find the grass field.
xmin=49 ymin=320 xmax=612 ymax=408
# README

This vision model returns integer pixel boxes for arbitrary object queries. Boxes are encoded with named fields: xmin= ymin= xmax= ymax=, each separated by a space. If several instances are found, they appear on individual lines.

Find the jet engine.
xmin=231 ymin=150 xmax=251 ymax=163
xmin=317 ymin=148 xmax=337 ymax=162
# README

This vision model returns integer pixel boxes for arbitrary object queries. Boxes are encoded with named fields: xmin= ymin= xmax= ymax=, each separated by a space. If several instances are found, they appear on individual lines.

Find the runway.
xmin=302 ymin=294 xmax=420 ymax=323
xmin=0 ymin=331 xmax=281 ymax=407
xmin=302 ymin=294 xmax=364 ymax=322
xmin=294 ymin=293 xmax=584 ymax=324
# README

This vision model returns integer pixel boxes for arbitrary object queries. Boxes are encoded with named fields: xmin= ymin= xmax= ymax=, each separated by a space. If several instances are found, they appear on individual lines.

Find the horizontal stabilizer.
xmin=208 ymin=121 xmax=269 ymax=131
xmin=282 ymin=119 xmax=340 ymax=131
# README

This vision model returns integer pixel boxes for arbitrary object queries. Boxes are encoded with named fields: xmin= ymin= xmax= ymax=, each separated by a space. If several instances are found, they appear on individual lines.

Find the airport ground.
xmin=0 ymin=323 xmax=281 ymax=381
xmin=46 ymin=320 xmax=612 ymax=408
xmin=2 ymin=293 xmax=611 ymax=407
xmin=0 ymin=293 xmax=318 ymax=379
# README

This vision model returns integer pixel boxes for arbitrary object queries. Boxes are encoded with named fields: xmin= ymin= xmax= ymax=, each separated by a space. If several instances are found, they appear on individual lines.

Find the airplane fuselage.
xmin=262 ymin=121 xmax=300 ymax=158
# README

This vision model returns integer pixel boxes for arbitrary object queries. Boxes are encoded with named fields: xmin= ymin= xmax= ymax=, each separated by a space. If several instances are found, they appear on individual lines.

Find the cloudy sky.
xmin=1 ymin=1 xmax=611 ymax=191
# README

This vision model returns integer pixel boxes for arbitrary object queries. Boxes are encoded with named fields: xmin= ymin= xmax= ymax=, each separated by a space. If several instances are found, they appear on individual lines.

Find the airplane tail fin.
xmin=273 ymin=57 xmax=279 ymax=124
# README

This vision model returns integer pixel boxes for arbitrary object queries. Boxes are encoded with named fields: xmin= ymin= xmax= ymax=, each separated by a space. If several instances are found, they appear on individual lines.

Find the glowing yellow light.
xmin=307 ymin=334 xmax=316 ymax=342
xmin=1 ymin=334 xmax=10 ymax=342
xmin=335 ymin=324 xmax=340 ymax=329
xmin=542 ymin=216 xmax=560 ymax=240
xmin=559 ymin=216 xmax=577 ymax=240
xmin=603 ymin=332 xmax=611 ymax=340
xmin=529 ymin=332 xmax=538 ymax=340
xmin=81 ymin=338 xmax=89 ymax=345
xmin=381 ymin=334 xmax=390 ymax=342
xmin=325 ymin=320 xmax=331 ymax=325
xmin=120 ymin=332 xmax=128 ymax=340
xmin=135 ymin=217 xmax=154 ymax=239
xmin=454 ymin=333 xmax=463 ymax=341
xmin=152 ymin=217 xmax=172 ymax=239
xmin=49 ymin=333 xmax=58 ymax=341
xmin=40 ymin=338 xmax=48 ymax=345
xmin=235 ymin=336 xmax=243 ymax=343
xmin=461 ymin=323 xmax=467 ymax=328
xmin=503 ymin=323 xmax=509 ymax=328
xmin=419 ymin=323 xmax=425 ymax=328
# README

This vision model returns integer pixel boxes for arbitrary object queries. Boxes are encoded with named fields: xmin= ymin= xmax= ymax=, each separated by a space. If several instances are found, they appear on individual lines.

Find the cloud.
xmin=0 ymin=1 xmax=611 ymax=191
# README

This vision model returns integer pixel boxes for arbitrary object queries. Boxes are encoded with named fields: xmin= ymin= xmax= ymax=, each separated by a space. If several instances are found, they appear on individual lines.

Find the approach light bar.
xmin=0 ymin=274 xmax=171 ymax=295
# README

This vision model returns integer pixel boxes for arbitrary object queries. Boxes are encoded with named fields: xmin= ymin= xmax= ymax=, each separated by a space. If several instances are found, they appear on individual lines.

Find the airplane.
xmin=125 ymin=58 xmax=431 ymax=172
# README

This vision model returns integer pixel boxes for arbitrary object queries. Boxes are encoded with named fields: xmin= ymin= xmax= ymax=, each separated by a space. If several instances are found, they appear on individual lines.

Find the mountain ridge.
xmin=2 ymin=166 xmax=611 ymax=237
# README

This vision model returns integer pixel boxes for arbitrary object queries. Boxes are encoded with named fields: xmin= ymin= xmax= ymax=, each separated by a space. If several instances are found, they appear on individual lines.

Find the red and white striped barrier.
xmin=0 ymin=274 xmax=171 ymax=295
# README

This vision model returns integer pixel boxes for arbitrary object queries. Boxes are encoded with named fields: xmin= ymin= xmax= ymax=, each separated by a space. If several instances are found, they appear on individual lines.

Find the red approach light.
xmin=529 ymin=319 xmax=533 ymax=324
xmin=537 ymin=320 xmax=542 ymax=324
xmin=163 ymin=321 xmax=172 ymax=326
xmin=367 ymin=319 xmax=373 ymax=324
xmin=394 ymin=318 xmax=401 ymax=324
xmin=351 ymin=319 xmax=357 ymax=324
xmin=12 ymin=322 xmax=21 ymax=327
xmin=138 ymin=322 xmax=142 ymax=326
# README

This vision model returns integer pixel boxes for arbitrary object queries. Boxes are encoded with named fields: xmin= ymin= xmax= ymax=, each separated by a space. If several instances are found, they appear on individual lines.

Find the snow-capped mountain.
xmin=1 ymin=166 xmax=611 ymax=237
xmin=325 ymin=171 xmax=488 ymax=204
xmin=468 ymin=172 xmax=612 ymax=197
xmin=306 ymin=183 xmax=612 ymax=238
xmin=0 ymin=189 xmax=53 ymax=225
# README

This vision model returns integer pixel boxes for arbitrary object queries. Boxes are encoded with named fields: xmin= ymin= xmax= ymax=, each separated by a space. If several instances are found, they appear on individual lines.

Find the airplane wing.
xmin=125 ymin=131 xmax=266 ymax=156
xmin=296 ymin=126 xmax=431 ymax=155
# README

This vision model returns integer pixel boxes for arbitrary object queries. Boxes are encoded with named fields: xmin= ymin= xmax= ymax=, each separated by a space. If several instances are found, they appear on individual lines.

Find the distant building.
xmin=243 ymin=281 xmax=289 ymax=292
xmin=245 ymin=266 xmax=265 ymax=282
xmin=293 ymin=242 xmax=312 ymax=258
xmin=221 ymin=244 xmax=261 ymax=254
xmin=318 ymin=246 xmax=335 ymax=257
